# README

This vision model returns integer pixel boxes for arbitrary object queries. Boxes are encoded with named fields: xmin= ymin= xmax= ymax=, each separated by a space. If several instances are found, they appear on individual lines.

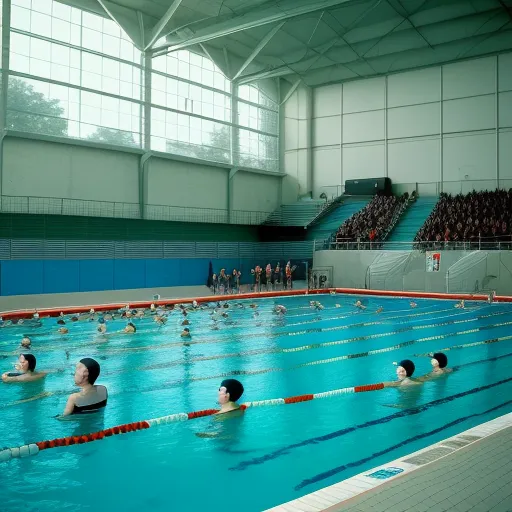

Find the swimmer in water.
xmin=57 ymin=319 xmax=66 ymax=326
xmin=124 ymin=322 xmax=136 ymax=333
xmin=181 ymin=327 xmax=191 ymax=338
xmin=2 ymin=354 xmax=47 ymax=383
xmin=383 ymin=359 xmax=421 ymax=387
xmin=20 ymin=337 xmax=32 ymax=350
xmin=154 ymin=314 xmax=167 ymax=326
xmin=181 ymin=318 xmax=190 ymax=326
xmin=58 ymin=327 xmax=69 ymax=334
xmin=217 ymin=379 xmax=244 ymax=415
xmin=355 ymin=300 xmax=366 ymax=310
xmin=61 ymin=358 xmax=108 ymax=416
xmin=410 ymin=301 xmax=417 ymax=308
xmin=376 ymin=306 xmax=383 ymax=314
xmin=455 ymin=300 xmax=465 ymax=309
xmin=274 ymin=305 xmax=287 ymax=315
xmin=97 ymin=317 xmax=107 ymax=334
xmin=418 ymin=352 xmax=453 ymax=381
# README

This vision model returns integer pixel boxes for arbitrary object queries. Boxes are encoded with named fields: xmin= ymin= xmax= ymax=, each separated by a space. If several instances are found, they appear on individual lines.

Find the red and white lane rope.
xmin=0 ymin=383 xmax=383 ymax=463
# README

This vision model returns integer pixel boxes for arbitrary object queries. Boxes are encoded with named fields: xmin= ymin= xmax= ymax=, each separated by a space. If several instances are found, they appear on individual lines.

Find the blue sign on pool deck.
xmin=366 ymin=467 xmax=405 ymax=479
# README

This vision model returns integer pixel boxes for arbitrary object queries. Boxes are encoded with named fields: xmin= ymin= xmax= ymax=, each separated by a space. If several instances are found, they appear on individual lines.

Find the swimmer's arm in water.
xmin=382 ymin=381 xmax=401 ymax=388
xmin=2 ymin=371 xmax=47 ymax=383
xmin=61 ymin=393 xmax=79 ymax=416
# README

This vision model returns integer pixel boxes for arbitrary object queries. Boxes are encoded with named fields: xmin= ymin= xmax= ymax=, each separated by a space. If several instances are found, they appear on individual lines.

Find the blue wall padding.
xmin=144 ymin=259 xmax=181 ymax=288
xmin=79 ymin=259 xmax=115 ymax=292
xmin=1 ymin=260 xmax=44 ymax=296
xmin=114 ymin=259 xmax=146 ymax=290
xmin=0 ymin=258 xmax=267 ymax=296
xmin=43 ymin=260 xmax=80 ymax=294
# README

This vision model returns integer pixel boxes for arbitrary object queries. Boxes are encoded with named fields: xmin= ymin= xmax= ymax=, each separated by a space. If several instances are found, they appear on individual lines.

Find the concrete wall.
xmin=1 ymin=136 xmax=284 ymax=218
xmin=314 ymin=250 xmax=512 ymax=295
xmin=311 ymin=52 xmax=512 ymax=198
xmin=2 ymin=138 xmax=139 ymax=204
xmin=282 ymin=83 xmax=311 ymax=201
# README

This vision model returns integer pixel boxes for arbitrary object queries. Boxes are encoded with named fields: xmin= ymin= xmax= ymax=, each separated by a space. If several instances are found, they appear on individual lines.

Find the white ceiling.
xmin=63 ymin=0 xmax=512 ymax=87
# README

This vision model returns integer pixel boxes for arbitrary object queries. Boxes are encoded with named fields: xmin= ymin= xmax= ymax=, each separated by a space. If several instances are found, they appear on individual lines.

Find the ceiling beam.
xmin=280 ymin=78 xmax=303 ymax=105
xmin=96 ymin=0 xmax=143 ymax=48
xmin=232 ymin=22 xmax=286 ymax=81
xmin=144 ymin=0 xmax=184 ymax=50
xmin=152 ymin=0 xmax=356 ymax=53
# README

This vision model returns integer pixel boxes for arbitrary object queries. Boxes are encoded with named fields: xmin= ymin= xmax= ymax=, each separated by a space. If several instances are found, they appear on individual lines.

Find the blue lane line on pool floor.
xmin=294 ymin=397 xmax=512 ymax=490
xmin=229 ymin=374 xmax=512 ymax=473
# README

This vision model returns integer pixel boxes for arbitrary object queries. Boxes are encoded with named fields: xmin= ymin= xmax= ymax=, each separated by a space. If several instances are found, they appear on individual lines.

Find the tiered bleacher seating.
xmin=263 ymin=199 xmax=330 ymax=227
xmin=332 ymin=193 xmax=409 ymax=249
xmin=414 ymin=189 xmax=512 ymax=250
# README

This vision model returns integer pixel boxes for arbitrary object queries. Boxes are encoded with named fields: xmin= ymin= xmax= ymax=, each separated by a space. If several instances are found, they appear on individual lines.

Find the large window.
xmin=6 ymin=0 xmax=279 ymax=171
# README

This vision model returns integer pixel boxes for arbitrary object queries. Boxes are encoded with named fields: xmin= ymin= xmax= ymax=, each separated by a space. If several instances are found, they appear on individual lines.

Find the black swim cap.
xmin=22 ymin=353 xmax=36 ymax=372
xmin=127 ymin=322 xmax=136 ymax=332
xmin=57 ymin=319 xmax=66 ymax=325
xmin=220 ymin=379 xmax=244 ymax=402
xmin=80 ymin=358 xmax=100 ymax=384
xmin=399 ymin=359 xmax=415 ymax=377
xmin=432 ymin=352 xmax=448 ymax=368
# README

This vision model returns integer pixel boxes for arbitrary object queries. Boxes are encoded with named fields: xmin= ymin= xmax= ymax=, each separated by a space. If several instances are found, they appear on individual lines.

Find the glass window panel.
xmin=11 ymin=5 xmax=31 ymax=31
xmin=70 ymin=29 xmax=81 ymax=46
xmin=52 ymin=44 xmax=70 ymax=66
xmin=51 ymin=63 xmax=70 ymax=82
xmin=152 ymin=56 xmax=166 ymax=73
xmin=190 ymin=117 xmax=201 ymax=131
xmin=82 ymin=91 xmax=101 ymax=108
xmin=214 ymin=92 xmax=225 ymax=106
xmin=152 ymin=73 xmax=166 ymax=92
xmin=71 ymin=8 xmax=81 ymax=25
xmin=81 ymin=105 xmax=101 ymax=125
xmin=34 ymin=0 xmax=52 ymax=15
xmin=202 ymin=103 xmax=214 ymax=118
xmin=119 ymin=63 xmax=133 ymax=82
xmin=53 ymin=2 xmax=72 ymax=22
xmin=213 ymin=72 xmax=224 ymax=91
xmin=192 ymin=101 xmax=202 ymax=116
xmin=178 ymin=60 xmax=189 ymax=80
xmin=202 ymin=58 xmax=214 ymax=71
xmin=10 ymin=53 xmax=30 ymax=73
xmin=190 ymin=65 xmax=201 ymax=83
xmin=82 ymin=28 xmax=102 ymax=52
xmin=69 ymin=102 xmax=80 ymax=121
xmin=102 ymin=95 xmax=119 ymax=112
xmin=52 ymin=18 xmax=71 ymax=43
xmin=30 ymin=58 xmax=51 ymax=79
xmin=30 ymin=37 xmax=51 ymax=61
xmin=82 ymin=52 xmax=101 ymax=72
xmin=166 ymin=94 xmax=177 ymax=110
xmin=13 ymin=0 xmax=31 ymax=7
xmin=103 ymin=34 xmax=120 ymax=58
xmin=178 ymin=80 xmax=188 ymax=98
xmin=102 ymin=76 xmax=120 ymax=95
xmin=31 ymin=12 xmax=52 ymax=37
xmin=177 ymin=113 xmax=189 ymax=127
xmin=152 ymin=89 xmax=165 ymax=107
xmin=166 ymin=77 xmax=177 ymax=93
xmin=119 ymin=81 xmax=133 ymax=99
xmin=69 ymin=68 xmax=81 ymax=86
xmin=83 ymin=11 xmax=102 ymax=31
xmin=11 ymin=33 xmax=30 ymax=55
xmin=119 ymin=99 xmax=132 ymax=115
xmin=103 ymin=19 xmax=120 ymax=37
xmin=167 ymin=57 xmax=178 ymax=76
xmin=165 ymin=123 xmax=177 ymax=140
xmin=120 ymin=39 xmax=135 ymax=62
xmin=102 ymin=58 xmax=120 ymax=79
xmin=202 ymin=69 xmax=213 ymax=87
xmin=190 ymin=52 xmax=202 ymax=67
xmin=202 ymin=89 xmax=213 ymax=104
xmin=69 ymin=48 xmax=81 ymax=68
xmin=82 ymin=71 xmax=101 ymax=90
xmin=101 ymin=110 xmax=119 ymax=129
xmin=177 ymin=50 xmax=189 ymax=63
xmin=165 ymin=111 xmax=177 ymax=125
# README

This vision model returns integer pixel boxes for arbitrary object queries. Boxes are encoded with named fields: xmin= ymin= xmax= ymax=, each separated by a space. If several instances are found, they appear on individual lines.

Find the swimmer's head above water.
xmin=431 ymin=352 xmax=448 ymax=369
xmin=75 ymin=357 xmax=100 ymax=386
xmin=218 ymin=378 xmax=244 ymax=413
xmin=20 ymin=337 xmax=31 ymax=349
xmin=19 ymin=353 xmax=37 ymax=372
xmin=396 ymin=359 xmax=415 ymax=379
xmin=124 ymin=322 xmax=136 ymax=333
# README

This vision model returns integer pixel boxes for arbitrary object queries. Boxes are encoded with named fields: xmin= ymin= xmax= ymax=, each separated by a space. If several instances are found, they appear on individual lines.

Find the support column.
xmin=139 ymin=51 xmax=152 ymax=219
xmin=231 ymin=83 xmax=239 ymax=167
xmin=228 ymin=167 xmax=239 ymax=224
xmin=0 ymin=0 xmax=12 ymax=206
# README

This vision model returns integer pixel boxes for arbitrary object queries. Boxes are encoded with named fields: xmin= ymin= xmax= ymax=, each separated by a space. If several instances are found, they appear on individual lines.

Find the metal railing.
xmin=318 ymin=238 xmax=512 ymax=252
xmin=0 ymin=195 xmax=272 ymax=225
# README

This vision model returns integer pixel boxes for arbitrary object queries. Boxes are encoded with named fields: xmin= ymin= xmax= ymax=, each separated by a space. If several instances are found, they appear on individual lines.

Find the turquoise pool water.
xmin=1 ymin=294 xmax=512 ymax=512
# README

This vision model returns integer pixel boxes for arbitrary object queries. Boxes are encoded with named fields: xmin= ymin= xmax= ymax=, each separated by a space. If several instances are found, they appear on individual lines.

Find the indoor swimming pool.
xmin=1 ymin=293 xmax=512 ymax=511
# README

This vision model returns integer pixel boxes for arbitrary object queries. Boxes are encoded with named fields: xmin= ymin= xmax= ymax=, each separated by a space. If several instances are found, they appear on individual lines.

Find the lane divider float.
xmin=0 ymin=383 xmax=383 ymax=463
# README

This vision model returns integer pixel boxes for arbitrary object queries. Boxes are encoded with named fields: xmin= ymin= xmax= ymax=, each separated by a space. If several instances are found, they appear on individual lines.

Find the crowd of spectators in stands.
xmin=333 ymin=193 xmax=410 ymax=248
xmin=414 ymin=189 xmax=512 ymax=250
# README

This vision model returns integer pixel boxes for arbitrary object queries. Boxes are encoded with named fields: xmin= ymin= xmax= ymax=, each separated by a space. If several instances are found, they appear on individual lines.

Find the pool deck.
xmin=267 ymin=412 xmax=512 ymax=512
xmin=0 ymin=281 xmax=307 ymax=311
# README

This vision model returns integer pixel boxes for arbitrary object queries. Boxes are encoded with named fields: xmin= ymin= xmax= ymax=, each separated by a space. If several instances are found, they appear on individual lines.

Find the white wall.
xmin=231 ymin=171 xmax=280 ymax=213
xmin=283 ymin=83 xmax=311 ymax=201
xmin=2 ymin=137 xmax=139 ymax=203
xmin=311 ymin=51 xmax=512 ymax=197
xmin=146 ymin=157 xmax=228 ymax=210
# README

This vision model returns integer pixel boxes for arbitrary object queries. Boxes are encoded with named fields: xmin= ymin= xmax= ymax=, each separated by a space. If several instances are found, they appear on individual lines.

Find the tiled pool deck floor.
xmin=268 ymin=413 xmax=512 ymax=512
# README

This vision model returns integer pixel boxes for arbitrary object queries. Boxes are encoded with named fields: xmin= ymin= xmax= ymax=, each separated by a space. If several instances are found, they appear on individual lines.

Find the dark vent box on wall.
xmin=345 ymin=177 xmax=391 ymax=196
